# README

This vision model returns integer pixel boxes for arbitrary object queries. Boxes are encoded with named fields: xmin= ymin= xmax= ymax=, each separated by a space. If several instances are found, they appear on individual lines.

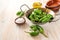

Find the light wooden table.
xmin=0 ymin=0 xmax=60 ymax=40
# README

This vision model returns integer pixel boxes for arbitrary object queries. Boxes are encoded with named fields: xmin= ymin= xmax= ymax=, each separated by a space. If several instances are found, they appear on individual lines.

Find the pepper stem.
xmin=24 ymin=31 xmax=30 ymax=33
xmin=42 ymin=33 xmax=48 ymax=38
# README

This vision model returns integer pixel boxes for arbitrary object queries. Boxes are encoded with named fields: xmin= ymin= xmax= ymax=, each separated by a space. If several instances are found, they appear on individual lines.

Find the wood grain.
xmin=0 ymin=0 xmax=60 ymax=40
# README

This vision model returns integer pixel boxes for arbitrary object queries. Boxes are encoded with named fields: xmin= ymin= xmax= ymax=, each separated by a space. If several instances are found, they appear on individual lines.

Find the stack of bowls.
xmin=46 ymin=0 xmax=60 ymax=12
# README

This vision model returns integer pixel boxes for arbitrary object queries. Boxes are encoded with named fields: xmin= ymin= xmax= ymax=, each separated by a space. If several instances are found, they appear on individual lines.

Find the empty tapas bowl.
xmin=46 ymin=1 xmax=60 ymax=12
xmin=46 ymin=5 xmax=60 ymax=12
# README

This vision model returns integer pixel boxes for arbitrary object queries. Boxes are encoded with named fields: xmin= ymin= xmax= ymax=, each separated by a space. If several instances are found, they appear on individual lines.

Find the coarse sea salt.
xmin=16 ymin=18 xmax=25 ymax=23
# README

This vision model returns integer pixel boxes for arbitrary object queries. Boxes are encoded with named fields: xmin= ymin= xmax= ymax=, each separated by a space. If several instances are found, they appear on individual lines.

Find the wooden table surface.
xmin=0 ymin=0 xmax=60 ymax=40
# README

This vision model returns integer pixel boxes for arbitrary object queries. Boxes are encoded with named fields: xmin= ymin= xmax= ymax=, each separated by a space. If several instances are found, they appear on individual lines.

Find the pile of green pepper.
xmin=28 ymin=8 xmax=53 ymax=23
xmin=26 ymin=25 xmax=47 ymax=37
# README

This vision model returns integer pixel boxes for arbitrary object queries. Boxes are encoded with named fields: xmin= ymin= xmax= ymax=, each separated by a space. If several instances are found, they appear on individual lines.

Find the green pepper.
xmin=26 ymin=25 xmax=48 ymax=37
xmin=35 ymin=25 xmax=48 ymax=37
xmin=41 ymin=14 xmax=53 ymax=23
xmin=42 ymin=12 xmax=47 ymax=16
xmin=39 ymin=16 xmax=47 ymax=22
xmin=36 ymin=15 xmax=41 ymax=18
xmin=32 ymin=25 xmax=44 ymax=33
xmin=42 ymin=18 xmax=50 ymax=23
xmin=30 ymin=25 xmax=38 ymax=31
xmin=32 ymin=12 xmax=40 ymax=22
xmin=34 ymin=8 xmax=42 ymax=15
xmin=16 ymin=11 xmax=24 ymax=17
xmin=30 ymin=25 xmax=44 ymax=34
xmin=29 ymin=14 xmax=35 ymax=21
xmin=29 ymin=31 xmax=39 ymax=36
xmin=47 ymin=14 xmax=53 ymax=18
xmin=35 ymin=18 xmax=39 ymax=22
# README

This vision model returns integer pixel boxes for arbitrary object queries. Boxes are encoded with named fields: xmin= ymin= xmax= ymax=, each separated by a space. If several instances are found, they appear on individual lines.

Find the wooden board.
xmin=0 ymin=0 xmax=60 ymax=40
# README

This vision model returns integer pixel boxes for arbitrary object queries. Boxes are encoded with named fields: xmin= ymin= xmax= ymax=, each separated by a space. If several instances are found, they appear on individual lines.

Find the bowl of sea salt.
xmin=15 ymin=17 xmax=26 ymax=25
